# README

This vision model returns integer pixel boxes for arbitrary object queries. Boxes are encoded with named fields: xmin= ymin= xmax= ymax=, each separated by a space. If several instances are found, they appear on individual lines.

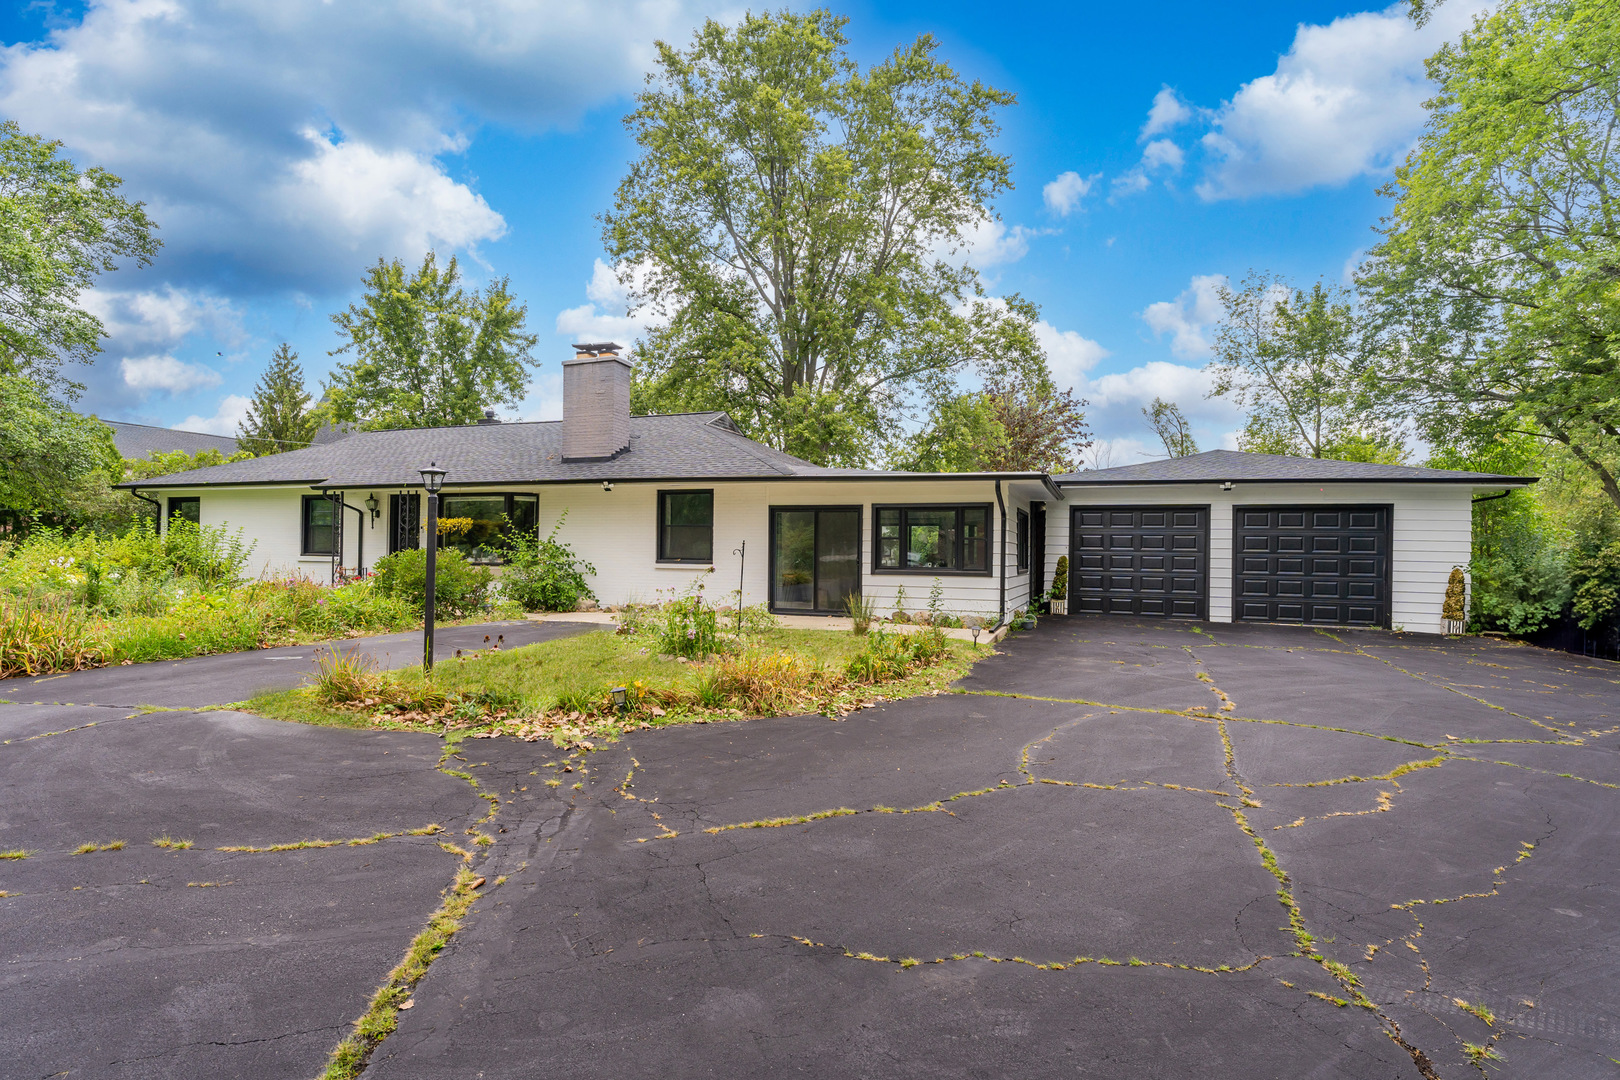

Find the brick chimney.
xmin=562 ymin=342 xmax=630 ymax=461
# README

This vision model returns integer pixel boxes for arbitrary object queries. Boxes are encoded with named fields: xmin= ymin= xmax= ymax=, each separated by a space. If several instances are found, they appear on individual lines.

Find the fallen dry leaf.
xmin=398 ymin=999 xmax=415 ymax=1010
xmin=469 ymin=876 xmax=486 ymax=889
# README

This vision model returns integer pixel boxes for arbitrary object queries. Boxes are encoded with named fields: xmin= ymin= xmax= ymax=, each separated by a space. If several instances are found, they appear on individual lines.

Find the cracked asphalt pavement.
xmin=0 ymin=618 xmax=596 ymax=1080
xmin=373 ymin=618 xmax=1620 ymax=1080
xmin=4 ymin=616 xmax=1618 ymax=1078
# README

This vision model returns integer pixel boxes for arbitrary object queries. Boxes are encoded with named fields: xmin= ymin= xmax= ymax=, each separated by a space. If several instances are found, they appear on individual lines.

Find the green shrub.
xmin=0 ymin=600 xmax=108 ymax=677
xmin=1469 ymin=524 xmax=1570 ymax=634
xmin=1570 ymin=538 xmax=1620 ymax=632
xmin=845 ymin=629 xmax=913 ymax=684
xmin=907 ymin=625 xmax=950 ymax=664
xmin=1051 ymin=555 xmax=1069 ymax=600
xmin=372 ymin=548 xmax=493 ymax=619
xmin=498 ymin=512 xmax=597 ymax=612
xmin=659 ymin=594 xmax=719 ymax=658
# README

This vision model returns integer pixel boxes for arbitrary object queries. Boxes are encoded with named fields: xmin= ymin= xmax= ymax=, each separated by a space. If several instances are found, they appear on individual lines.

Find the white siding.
xmin=161 ymin=478 xmax=1032 ymax=624
xmin=1048 ymin=483 xmax=1474 ymax=635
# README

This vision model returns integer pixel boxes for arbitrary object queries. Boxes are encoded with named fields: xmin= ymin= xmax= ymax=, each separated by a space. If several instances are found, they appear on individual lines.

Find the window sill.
xmin=656 ymin=560 xmax=714 ymax=568
xmin=870 ymin=567 xmax=994 ymax=577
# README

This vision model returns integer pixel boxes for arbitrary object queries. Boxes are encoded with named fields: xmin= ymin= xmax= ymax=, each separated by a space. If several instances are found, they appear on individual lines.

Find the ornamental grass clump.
xmin=0 ymin=599 xmax=108 ymax=678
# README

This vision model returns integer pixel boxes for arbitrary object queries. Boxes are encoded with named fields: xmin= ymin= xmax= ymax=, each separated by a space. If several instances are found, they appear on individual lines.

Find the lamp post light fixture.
xmin=420 ymin=462 xmax=447 ymax=672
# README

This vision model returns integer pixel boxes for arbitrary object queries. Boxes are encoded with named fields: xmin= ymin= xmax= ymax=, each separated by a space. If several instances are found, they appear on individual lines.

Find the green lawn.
xmin=244 ymin=626 xmax=986 ymax=739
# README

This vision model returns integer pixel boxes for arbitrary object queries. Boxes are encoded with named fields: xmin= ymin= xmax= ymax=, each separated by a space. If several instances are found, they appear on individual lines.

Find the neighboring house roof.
xmin=122 ymin=413 xmax=841 ymax=489
xmin=105 ymin=421 xmax=241 ymax=460
xmin=1054 ymin=449 xmax=1535 ymax=486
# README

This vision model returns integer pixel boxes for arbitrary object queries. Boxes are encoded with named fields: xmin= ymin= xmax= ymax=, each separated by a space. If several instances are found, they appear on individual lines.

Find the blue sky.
xmin=0 ymin=0 xmax=1489 ymax=463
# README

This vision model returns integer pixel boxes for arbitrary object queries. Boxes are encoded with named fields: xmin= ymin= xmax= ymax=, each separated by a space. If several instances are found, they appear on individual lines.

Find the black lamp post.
xmin=420 ymin=462 xmax=447 ymax=671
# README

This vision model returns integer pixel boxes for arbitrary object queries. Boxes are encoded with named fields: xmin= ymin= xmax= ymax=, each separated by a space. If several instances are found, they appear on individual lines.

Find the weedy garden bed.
xmin=248 ymin=622 xmax=982 ymax=748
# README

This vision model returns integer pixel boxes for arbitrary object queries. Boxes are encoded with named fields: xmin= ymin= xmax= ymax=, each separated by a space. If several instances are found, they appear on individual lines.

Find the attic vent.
xmin=476 ymin=409 xmax=501 ymax=425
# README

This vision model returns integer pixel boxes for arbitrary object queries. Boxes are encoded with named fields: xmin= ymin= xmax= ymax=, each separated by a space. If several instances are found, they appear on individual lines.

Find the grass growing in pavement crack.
xmin=216 ymin=824 xmax=441 ymax=853
xmin=0 ymin=848 xmax=32 ymax=860
xmin=319 ymin=865 xmax=484 ymax=1080
xmin=72 ymin=840 xmax=125 ymax=854
xmin=151 ymin=835 xmax=193 ymax=849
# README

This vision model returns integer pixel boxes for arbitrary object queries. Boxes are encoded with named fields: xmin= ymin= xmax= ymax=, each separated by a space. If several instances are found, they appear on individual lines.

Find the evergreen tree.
xmin=237 ymin=343 xmax=317 ymax=455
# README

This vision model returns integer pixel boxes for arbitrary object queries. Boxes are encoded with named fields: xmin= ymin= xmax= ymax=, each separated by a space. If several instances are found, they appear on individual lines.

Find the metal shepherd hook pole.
xmin=733 ymin=540 xmax=746 ymax=633
xmin=419 ymin=461 xmax=447 ymax=672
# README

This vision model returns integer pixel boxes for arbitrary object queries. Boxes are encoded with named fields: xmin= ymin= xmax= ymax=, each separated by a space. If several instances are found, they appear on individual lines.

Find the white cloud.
xmin=1034 ymin=319 xmax=1109 ymax=388
xmin=278 ymin=128 xmax=506 ymax=260
xmin=1141 ymin=274 xmax=1226 ymax=359
xmin=555 ymin=258 xmax=661 ymax=345
xmin=0 ymin=0 xmax=710 ymax=292
xmin=1042 ymin=171 xmax=1100 ymax=217
xmin=177 ymin=394 xmax=253 ymax=436
xmin=1111 ymin=139 xmax=1186 ymax=201
xmin=83 ymin=286 xmax=245 ymax=357
xmin=1085 ymin=360 xmax=1221 ymax=411
xmin=1141 ymin=139 xmax=1184 ymax=172
xmin=948 ymin=215 xmax=1045 ymax=268
xmin=1110 ymin=170 xmax=1152 ymax=200
xmin=1196 ymin=1 xmax=1491 ymax=200
xmin=1140 ymin=86 xmax=1193 ymax=140
xmin=120 ymin=355 xmax=224 ymax=394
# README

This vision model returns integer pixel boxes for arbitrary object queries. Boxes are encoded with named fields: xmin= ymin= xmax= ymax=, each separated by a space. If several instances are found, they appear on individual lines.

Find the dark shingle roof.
xmin=105 ymin=421 xmax=241 ymax=460
xmin=1054 ymin=449 xmax=1535 ymax=486
xmin=121 ymin=413 xmax=825 ymax=489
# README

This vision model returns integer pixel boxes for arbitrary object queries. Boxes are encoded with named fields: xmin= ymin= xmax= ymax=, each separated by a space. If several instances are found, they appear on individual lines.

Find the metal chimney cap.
xmin=570 ymin=342 xmax=623 ymax=356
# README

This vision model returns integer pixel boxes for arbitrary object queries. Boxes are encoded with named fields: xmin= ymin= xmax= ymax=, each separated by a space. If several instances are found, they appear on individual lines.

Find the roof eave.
xmin=1056 ymin=475 xmax=1539 ymax=487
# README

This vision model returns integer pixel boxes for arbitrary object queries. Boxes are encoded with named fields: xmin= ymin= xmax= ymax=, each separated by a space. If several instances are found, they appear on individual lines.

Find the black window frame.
xmin=657 ymin=489 xmax=715 ymax=564
xmin=433 ymin=492 xmax=540 ymax=563
xmin=871 ymin=503 xmax=994 ymax=576
xmin=167 ymin=496 xmax=200 ymax=525
xmin=1016 ymin=508 xmax=1030 ymax=572
xmin=301 ymin=494 xmax=339 ymax=557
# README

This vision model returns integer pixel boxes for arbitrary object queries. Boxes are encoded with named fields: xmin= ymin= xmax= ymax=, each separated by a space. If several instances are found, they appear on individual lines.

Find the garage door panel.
xmin=1233 ymin=506 xmax=1389 ymax=628
xmin=1071 ymin=506 xmax=1207 ymax=620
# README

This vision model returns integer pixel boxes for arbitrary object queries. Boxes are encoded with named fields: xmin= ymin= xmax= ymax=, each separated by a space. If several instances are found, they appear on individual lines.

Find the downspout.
xmin=1472 ymin=490 xmax=1514 ymax=504
xmin=995 ymin=480 xmax=1007 ymax=630
xmin=130 ymin=489 xmax=163 ymax=522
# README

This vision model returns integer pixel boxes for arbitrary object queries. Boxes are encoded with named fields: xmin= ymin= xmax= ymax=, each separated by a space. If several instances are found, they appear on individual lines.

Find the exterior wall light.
xmin=602 ymin=481 xmax=614 ymax=492
xmin=419 ymin=462 xmax=447 ymax=672
xmin=1220 ymin=482 xmax=1235 ymax=492
xmin=364 ymin=494 xmax=380 ymax=522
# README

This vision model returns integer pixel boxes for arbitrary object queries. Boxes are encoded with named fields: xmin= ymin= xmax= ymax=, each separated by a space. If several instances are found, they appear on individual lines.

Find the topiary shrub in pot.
xmin=1050 ymin=554 xmax=1069 ymax=615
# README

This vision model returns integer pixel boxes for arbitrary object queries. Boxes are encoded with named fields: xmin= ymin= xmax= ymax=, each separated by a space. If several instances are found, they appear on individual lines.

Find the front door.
xmin=770 ymin=507 xmax=861 ymax=614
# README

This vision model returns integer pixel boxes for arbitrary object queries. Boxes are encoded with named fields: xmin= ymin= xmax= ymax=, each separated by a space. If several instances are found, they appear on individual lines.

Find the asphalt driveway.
xmin=4 ymin=616 xmax=1618 ymax=1078
xmin=0 ymin=618 xmax=597 ymax=1080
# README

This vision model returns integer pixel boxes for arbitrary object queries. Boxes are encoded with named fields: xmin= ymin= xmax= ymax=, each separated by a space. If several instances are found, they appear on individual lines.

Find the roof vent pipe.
xmin=562 ymin=342 xmax=630 ymax=461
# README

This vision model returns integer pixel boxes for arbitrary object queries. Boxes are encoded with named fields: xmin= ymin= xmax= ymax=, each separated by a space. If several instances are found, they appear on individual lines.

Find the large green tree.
xmin=325 ymin=252 xmax=538 ymax=431
xmin=1359 ymin=0 xmax=1620 ymax=508
xmin=604 ymin=9 xmax=1049 ymax=466
xmin=0 ymin=120 xmax=161 ymax=400
xmin=0 ymin=373 xmax=120 ymax=520
xmin=1207 ymin=274 xmax=1392 ymax=459
xmin=237 ymin=343 xmax=318 ymax=455
xmin=892 ymin=372 xmax=1090 ymax=473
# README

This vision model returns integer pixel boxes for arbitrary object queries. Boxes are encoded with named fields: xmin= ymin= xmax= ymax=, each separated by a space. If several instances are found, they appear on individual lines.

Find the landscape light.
xmin=611 ymin=686 xmax=629 ymax=711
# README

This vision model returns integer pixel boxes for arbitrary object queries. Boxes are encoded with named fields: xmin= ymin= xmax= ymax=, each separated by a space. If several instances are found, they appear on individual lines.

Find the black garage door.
xmin=1234 ymin=506 xmax=1390 ymax=627
xmin=1071 ymin=506 xmax=1208 ymax=619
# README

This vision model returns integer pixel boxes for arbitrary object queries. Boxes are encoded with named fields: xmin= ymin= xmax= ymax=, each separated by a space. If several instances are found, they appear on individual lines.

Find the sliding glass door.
xmin=771 ymin=507 xmax=861 ymax=614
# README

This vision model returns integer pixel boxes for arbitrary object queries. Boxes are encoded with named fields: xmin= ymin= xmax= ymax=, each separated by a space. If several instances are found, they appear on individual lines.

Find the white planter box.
xmin=1050 ymin=598 xmax=1067 ymax=615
